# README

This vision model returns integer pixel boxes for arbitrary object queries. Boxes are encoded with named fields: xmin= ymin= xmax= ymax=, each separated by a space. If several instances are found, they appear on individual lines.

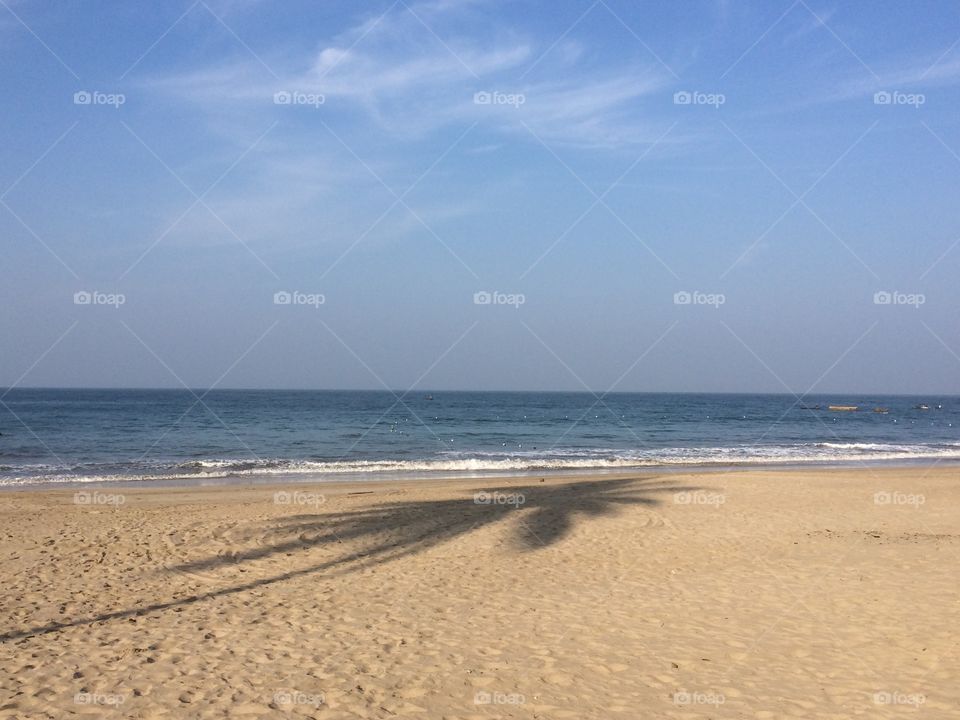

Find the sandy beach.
xmin=0 ymin=466 xmax=957 ymax=718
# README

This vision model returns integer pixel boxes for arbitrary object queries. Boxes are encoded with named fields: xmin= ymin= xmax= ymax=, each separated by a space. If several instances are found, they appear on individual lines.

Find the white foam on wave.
xmin=4 ymin=442 xmax=960 ymax=486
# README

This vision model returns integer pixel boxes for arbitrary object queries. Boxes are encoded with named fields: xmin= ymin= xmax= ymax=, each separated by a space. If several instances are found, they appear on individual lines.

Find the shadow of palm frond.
xmin=171 ymin=477 xmax=700 ymax=574
xmin=0 ymin=477 xmax=703 ymax=642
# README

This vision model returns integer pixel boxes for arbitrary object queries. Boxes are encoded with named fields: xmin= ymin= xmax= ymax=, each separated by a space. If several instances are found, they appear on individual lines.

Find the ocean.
xmin=0 ymin=389 xmax=957 ymax=487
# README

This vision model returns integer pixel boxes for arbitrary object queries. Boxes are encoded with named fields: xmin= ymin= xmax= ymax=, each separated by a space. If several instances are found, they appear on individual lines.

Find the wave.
xmin=3 ymin=442 xmax=960 ymax=486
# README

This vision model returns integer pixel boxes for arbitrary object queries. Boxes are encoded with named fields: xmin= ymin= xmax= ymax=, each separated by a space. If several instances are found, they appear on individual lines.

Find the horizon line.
xmin=3 ymin=387 xmax=958 ymax=397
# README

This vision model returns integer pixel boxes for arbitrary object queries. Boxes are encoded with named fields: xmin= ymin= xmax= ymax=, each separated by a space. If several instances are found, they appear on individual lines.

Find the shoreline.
xmin=3 ymin=455 xmax=960 ymax=492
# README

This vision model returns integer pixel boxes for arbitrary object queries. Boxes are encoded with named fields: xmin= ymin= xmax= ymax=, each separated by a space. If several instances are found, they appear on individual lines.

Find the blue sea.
xmin=0 ymin=390 xmax=958 ymax=487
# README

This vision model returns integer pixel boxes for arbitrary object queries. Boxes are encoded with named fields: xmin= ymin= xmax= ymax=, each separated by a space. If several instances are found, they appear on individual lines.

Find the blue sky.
xmin=1 ymin=0 xmax=959 ymax=393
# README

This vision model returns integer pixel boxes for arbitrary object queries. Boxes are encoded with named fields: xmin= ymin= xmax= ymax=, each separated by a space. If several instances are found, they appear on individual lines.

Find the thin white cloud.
xmin=781 ymin=6 xmax=838 ymax=45
xmin=143 ymin=0 xmax=676 ymax=148
xmin=825 ymin=53 xmax=960 ymax=102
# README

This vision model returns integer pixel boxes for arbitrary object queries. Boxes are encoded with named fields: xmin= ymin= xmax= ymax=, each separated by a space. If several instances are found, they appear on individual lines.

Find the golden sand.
xmin=1 ymin=467 xmax=957 ymax=718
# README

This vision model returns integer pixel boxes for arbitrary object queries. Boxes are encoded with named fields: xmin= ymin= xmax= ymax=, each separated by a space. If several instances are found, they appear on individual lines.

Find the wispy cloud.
xmin=825 ymin=52 xmax=960 ymax=102
xmin=780 ymin=6 xmax=837 ymax=45
xmin=144 ymin=0 xmax=676 ymax=148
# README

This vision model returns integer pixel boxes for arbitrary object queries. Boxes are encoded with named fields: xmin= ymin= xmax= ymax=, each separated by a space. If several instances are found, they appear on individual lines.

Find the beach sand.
xmin=0 ymin=467 xmax=957 ymax=718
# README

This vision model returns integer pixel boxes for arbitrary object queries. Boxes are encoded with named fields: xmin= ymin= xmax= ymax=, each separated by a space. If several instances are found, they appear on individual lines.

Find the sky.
xmin=1 ymin=0 xmax=959 ymax=394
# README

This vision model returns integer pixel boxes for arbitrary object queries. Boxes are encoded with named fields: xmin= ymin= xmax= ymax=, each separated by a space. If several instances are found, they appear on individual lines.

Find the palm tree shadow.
xmin=1 ymin=476 xmax=702 ymax=642
xmin=172 ymin=477 xmax=696 ymax=573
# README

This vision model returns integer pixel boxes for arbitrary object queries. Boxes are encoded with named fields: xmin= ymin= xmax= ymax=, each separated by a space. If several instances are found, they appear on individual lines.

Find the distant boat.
xmin=425 ymin=394 xmax=434 ymax=401
xmin=915 ymin=404 xmax=930 ymax=411
xmin=873 ymin=407 xmax=889 ymax=414
xmin=828 ymin=405 xmax=858 ymax=412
